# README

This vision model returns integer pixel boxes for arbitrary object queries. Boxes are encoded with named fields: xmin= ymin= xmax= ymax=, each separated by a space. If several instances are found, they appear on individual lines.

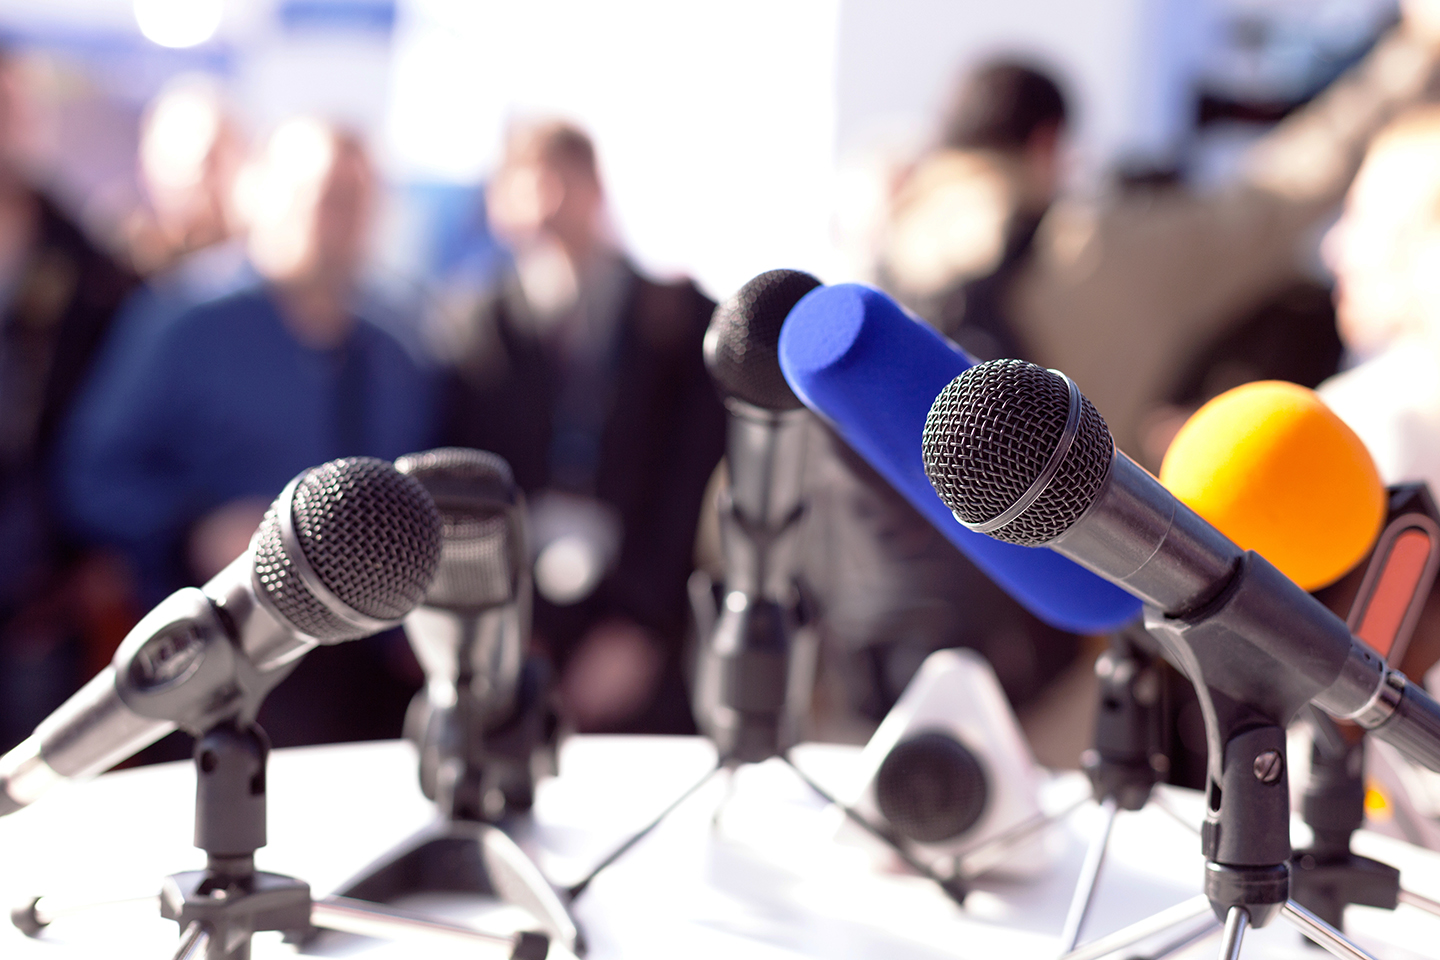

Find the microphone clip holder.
xmin=159 ymin=714 xmax=552 ymax=960
xmin=161 ymin=720 xmax=311 ymax=959
xmin=1136 ymin=553 xmax=1384 ymax=959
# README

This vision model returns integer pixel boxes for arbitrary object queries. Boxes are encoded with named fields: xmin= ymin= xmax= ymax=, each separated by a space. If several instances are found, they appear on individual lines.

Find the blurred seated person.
xmin=878 ymin=62 xmax=1064 ymax=361
xmin=1319 ymin=105 xmax=1440 ymax=496
xmin=880 ymin=3 xmax=1440 ymax=469
xmin=0 ymin=50 xmax=137 ymax=750
xmin=437 ymin=120 xmax=725 ymax=733
xmin=57 ymin=119 xmax=435 ymax=748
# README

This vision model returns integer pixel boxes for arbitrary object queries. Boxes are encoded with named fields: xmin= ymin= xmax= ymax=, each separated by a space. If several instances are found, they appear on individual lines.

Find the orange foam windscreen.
xmin=1160 ymin=381 xmax=1385 ymax=591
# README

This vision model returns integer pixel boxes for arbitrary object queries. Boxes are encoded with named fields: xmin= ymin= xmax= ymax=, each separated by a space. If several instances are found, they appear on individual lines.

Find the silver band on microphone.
xmin=964 ymin=371 xmax=1082 ymax=535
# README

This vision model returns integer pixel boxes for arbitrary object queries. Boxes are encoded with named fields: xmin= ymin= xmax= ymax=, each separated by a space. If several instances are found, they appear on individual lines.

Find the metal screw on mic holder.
xmin=1253 ymin=751 xmax=1283 ymax=784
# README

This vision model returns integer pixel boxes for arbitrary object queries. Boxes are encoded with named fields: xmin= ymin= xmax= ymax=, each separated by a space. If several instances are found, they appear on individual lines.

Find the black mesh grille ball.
xmin=704 ymin=269 xmax=822 ymax=411
xmin=875 ymin=731 xmax=989 ymax=844
xmin=394 ymin=447 xmax=520 ymax=610
xmin=921 ymin=359 xmax=1112 ymax=546
xmin=252 ymin=457 xmax=442 ymax=641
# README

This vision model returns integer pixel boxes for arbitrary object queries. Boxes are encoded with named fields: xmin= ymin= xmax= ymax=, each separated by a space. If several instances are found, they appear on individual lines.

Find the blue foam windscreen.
xmin=778 ymin=283 xmax=1141 ymax=634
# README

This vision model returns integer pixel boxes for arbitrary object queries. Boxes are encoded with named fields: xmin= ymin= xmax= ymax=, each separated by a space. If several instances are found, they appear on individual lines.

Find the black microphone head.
xmin=704 ymin=269 xmax=822 ymax=411
xmin=252 ymin=456 xmax=443 ymax=642
xmin=394 ymin=447 xmax=522 ymax=611
xmin=922 ymin=359 xmax=1113 ymax=546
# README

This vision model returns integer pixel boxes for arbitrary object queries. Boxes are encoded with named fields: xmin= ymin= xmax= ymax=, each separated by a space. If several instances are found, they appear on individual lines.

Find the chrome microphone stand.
xmin=327 ymin=448 xmax=580 ymax=953
xmin=13 ymin=690 xmax=550 ymax=960
xmin=1055 ymin=626 xmax=1195 ymax=954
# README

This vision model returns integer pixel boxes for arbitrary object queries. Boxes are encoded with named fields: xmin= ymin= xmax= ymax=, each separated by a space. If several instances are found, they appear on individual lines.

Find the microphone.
xmin=1159 ymin=379 xmax=1385 ymax=592
xmin=919 ymin=359 xmax=1440 ymax=775
xmin=777 ymin=283 xmax=1140 ymax=635
xmin=694 ymin=268 xmax=822 ymax=762
xmin=0 ymin=457 xmax=442 ymax=816
xmin=393 ymin=447 xmax=543 ymax=818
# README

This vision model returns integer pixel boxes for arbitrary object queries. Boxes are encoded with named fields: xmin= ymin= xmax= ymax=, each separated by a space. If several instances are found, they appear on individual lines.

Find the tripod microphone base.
xmin=160 ymin=870 xmax=311 ymax=960
xmin=329 ymin=819 xmax=580 ymax=953
xmin=1290 ymin=851 xmax=1399 ymax=932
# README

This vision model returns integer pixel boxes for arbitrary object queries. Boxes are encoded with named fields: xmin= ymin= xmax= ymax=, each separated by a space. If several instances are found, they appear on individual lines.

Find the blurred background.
xmin=0 ymin=0 xmax=1400 ymax=297
xmin=0 ymin=0 xmax=1427 ymax=771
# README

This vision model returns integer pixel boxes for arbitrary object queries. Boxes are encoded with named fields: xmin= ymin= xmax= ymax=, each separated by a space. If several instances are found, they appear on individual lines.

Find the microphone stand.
xmin=1052 ymin=627 xmax=1220 ymax=955
xmin=327 ymin=653 xmax=580 ymax=953
xmin=1057 ymin=557 xmax=1388 ymax=960
xmin=562 ymin=484 xmax=972 ymax=907
xmin=1062 ymin=484 xmax=1440 ymax=960
xmin=14 ymin=715 xmax=551 ymax=960
xmin=157 ymin=718 xmax=546 ymax=960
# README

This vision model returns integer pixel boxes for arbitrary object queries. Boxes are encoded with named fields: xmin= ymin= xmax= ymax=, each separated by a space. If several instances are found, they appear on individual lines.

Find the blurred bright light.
xmin=142 ymin=85 xmax=221 ymax=191
xmin=134 ymin=0 xmax=224 ymax=49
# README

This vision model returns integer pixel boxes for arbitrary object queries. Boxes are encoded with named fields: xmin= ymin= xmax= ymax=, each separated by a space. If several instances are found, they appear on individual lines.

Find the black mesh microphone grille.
xmin=875 ymin=732 xmax=989 ymax=844
xmin=252 ymin=457 xmax=442 ymax=641
xmin=704 ymin=269 xmax=822 ymax=411
xmin=394 ymin=447 xmax=520 ymax=610
xmin=921 ymin=359 xmax=1112 ymax=546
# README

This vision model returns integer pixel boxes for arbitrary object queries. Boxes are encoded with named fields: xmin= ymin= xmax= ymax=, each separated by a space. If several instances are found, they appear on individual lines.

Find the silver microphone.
xmin=394 ymin=448 xmax=542 ymax=818
xmin=920 ymin=359 xmax=1440 ymax=775
xmin=694 ymin=269 xmax=821 ymax=762
xmin=0 ymin=457 xmax=442 ymax=815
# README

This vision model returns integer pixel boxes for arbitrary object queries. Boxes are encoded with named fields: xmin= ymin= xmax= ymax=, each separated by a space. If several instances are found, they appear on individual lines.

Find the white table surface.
xmin=1 ymin=736 xmax=1437 ymax=959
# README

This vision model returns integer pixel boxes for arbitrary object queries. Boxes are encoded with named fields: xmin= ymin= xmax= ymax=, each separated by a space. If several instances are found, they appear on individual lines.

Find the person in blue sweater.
xmin=57 ymin=118 xmax=435 ymax=749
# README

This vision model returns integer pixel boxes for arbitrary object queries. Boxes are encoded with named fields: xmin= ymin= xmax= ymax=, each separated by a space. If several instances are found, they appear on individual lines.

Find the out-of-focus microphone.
xmin=694 ymin=268 xmax=822 ymax=762
xmin=394 ymin=447 xmax=545 ymax=819
xmin=777 ymin=283 xmax=1140 ymax=635
xmin=1159 ymin=379 xmax=1385 ymax=592
xmin=0 ymin=457 xmax=442 ymax=816
xmin=920 ymin=359 xmax=1440 ymax=775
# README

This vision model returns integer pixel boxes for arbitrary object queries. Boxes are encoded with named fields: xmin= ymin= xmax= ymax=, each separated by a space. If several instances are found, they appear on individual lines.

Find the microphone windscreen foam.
xmin=778 ymin=284 xmax=1140 ymax=634
xmin=395 ymin=447 xmax=521 ymax=610
xmin=1160 ymin=380 xmax=1385 ymax=591
xmin=252 ymin=457 xmax=442 ymax=641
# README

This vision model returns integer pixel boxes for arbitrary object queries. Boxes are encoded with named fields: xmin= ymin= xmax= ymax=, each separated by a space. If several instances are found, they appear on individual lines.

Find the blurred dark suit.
xmin=441 ymin=259 xmax=726 ymax=732
xmin=0 ymin=193 xmax=135 ymax=749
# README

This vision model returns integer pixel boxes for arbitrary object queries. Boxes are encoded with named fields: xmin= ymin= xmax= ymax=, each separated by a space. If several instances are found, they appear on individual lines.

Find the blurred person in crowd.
xmin=879 ymin=62 xmax=1066 ymax=362
xmin=438 ymin=119 xmax=725 ymax=733
xmin=0 ymin=49 xmax=137 ymax=750
xmin=57 ymin=118 xmax=434 ymax=748
xmin=880 ymin=1 xmax=1440 ymax=469
xmin=802 ymin=68 xmax=1085 ymax=757
xmin=65 ymin=83 xmax=258 ymax=580
xmin=125 ymin=75 xmax=248 ymax=278
xmin=1319 ymin=105 xmax=1440 ymax=496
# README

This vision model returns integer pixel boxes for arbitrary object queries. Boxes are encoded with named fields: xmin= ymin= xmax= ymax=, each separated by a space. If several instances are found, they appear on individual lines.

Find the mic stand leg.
xmin=1217 ymin=906 xmax=1249 ymax=960
xmin=1059 ymin=894 xmax=1215 ymax=960
xmin=1060 ymin=630 xmax=1172 ymax=956
xmin=564 ymin=758 xmax=724 ymax=901
xmin=1399 ymin=888 xmax=1440 ymax=917
xmin=1058 ymin=797 xmax=1118 ymax=953
xmin=779 ymin=753 xmax=969 ymax=905
xmin=173 ymin=921 xmax=209 ymax=960
xmin=1279 ymin=900 xmax=1380 ymax=960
